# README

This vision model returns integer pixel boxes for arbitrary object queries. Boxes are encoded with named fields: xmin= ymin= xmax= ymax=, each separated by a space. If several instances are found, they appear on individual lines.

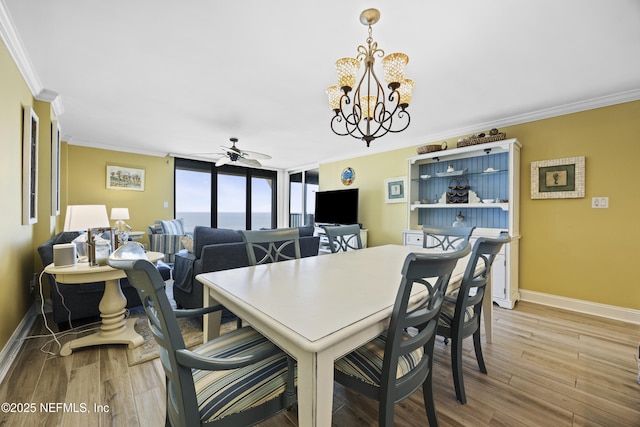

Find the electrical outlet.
xmin=591 ymin=197 xmax=609 ymax=208
xmin=29 ymin=273 xmax=38 ymax=294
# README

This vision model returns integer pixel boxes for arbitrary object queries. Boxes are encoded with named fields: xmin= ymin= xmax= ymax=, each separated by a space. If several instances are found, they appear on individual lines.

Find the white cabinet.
xmin=403 ymin=139 xmax=521 ymax=308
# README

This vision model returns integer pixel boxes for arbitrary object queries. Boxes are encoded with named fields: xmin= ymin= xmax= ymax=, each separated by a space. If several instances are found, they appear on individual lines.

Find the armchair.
xmin=147 ymin=218 xmax=187 ymax=264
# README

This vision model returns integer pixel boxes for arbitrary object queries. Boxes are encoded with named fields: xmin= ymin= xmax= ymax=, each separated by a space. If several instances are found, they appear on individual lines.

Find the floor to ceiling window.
xmin=175 ymin=158 xmax=276 ymax=231
xmin=289 ymin=169 xmax=318 ymax=227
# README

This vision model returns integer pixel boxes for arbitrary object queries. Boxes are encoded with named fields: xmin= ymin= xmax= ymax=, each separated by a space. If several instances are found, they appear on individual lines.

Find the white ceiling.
xmin=2 ymin=0 xmax=640 ymax=170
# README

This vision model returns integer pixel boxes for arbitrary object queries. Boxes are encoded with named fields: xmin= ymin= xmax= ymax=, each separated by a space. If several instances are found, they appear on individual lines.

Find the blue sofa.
xmin=173 ymin=226 xmax=320 ymax=309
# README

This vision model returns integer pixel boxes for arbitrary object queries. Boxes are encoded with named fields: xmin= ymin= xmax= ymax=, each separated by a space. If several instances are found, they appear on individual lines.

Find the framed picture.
xmin=531 ymin=156 xmax=585 ymax=199
xmin=22 ymin=106 xmax=39 ymax=225
xmin=106 ymin=165 xmax=145 ymax=191
xmin=51 ymin=120 xmax=61 ymax=216
xmin=384 ymin=176 xmax=407 ymax=203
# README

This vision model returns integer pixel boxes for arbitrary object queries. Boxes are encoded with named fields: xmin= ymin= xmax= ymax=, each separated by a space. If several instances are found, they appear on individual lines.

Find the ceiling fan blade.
xmin=241 ymin=150 xmax=271 ymax=160
xmin=237 ymin=157 xmax=262 ymax=167
xmin=215 ymin=156 xmax=232 ymax=167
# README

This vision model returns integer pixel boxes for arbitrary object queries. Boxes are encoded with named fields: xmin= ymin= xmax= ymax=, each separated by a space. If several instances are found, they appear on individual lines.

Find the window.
xmin=175 ymin=158 xmax=276 ymax=231
xmin=289 ymin=169 xmax=318 ymax=227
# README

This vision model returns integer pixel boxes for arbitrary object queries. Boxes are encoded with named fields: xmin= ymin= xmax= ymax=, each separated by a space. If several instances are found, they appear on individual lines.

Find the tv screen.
xmin=314 ymin=188 xmax=359 ymax=225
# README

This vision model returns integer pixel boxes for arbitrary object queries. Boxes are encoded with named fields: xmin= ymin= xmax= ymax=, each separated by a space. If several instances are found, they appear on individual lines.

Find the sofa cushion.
xmin=298 ymin=226 xmax=314 ymax=237
xmin=193 ymin=227 xmax=243 ymax=257
xmin=160 ymin=218 xmax=185 ymax=235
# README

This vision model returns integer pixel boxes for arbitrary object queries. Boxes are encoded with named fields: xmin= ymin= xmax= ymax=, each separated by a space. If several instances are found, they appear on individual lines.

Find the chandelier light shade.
xmin=327 ymin=8 xmax=413 ymax=147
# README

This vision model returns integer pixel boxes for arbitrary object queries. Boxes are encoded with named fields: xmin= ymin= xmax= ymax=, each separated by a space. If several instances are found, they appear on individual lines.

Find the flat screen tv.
xmin=314 ymin=188 xmax=359 ymax=225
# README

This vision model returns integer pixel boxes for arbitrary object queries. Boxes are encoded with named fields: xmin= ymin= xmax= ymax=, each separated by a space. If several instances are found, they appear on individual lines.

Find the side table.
xmin=44 ymin=251 xmax=164 ymax=356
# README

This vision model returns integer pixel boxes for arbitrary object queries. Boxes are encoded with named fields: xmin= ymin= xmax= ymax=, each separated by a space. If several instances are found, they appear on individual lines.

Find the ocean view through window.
xmin=175 ymin=158 xmax=276 ymax=232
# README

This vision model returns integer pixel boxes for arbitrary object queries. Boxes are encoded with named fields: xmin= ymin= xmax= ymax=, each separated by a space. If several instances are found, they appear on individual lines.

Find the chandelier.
xmin=327 ymin=8 xmax=413 ymax=147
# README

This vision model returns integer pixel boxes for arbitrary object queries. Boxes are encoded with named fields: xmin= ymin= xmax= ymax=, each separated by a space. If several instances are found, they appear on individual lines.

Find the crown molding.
xmin=0 ymin=1 xmax=64 ymax=116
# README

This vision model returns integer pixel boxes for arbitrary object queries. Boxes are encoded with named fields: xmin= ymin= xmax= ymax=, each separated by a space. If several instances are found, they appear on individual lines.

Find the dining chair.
xmin=108 ymin=243 xmax=297 ymax=427
xmin=334 ymin=242 xmax=472 ymax=426
xmin=422 ymin=225 xmax=476 ymax=250
xmin=437 ymin=232 xmax=510 ymax=404
xmin=239 ymin=228 xmax=301 ymax=266
xmin=321 ymin=224 xmax=362 ymax=253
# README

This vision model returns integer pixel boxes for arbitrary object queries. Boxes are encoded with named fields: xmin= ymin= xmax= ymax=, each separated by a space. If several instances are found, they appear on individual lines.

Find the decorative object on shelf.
xmin=447 ymin=177 xmax=469 ymax=204
xmin=417 ymin=141 xmax=447 ymax=154
xmin=457 ymin=129 xmax=506 ymax=148
xmin=436 ymin=168 xmax=467 ymax=177
xmin=341 ymin=167 xmax=355 ymax=186
xmin=106 ymin=165 xmax=145 ymax=191
xmin=452 ymin=211 xmax=466 ymax=227
xmin=530 ymin=156 xmax=585 ymax=199
xmin=420 ymin=174 xmax=431 ymax=180
xmin=327 ymin=8 xmax=413 ymax=147
xmin=384 ymin=176 xmax=407 ymax=203
xmin=483 ymin=167 xmax=499 ymax=173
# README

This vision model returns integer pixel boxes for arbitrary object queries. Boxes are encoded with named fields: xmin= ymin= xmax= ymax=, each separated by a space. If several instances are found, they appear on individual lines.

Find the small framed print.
xmin=106 ymin=165 xmax=145 ymax=191
xmin=531 ymin=156 xmax=585 ymax=199
xmin=384 ymin=176 xmax=407 ymax=203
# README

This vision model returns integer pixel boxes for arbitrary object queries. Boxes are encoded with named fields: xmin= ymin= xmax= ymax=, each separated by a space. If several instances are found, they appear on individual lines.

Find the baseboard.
xmin=0 ymin=304 xmax=38 ymax=384
xmin=519 ymin=289 xmax=640 ymax=325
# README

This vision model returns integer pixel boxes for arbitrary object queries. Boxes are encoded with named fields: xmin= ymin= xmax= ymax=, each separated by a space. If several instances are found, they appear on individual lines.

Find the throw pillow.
xmin=181 ymin=236 xmax=194 ymax=253
xmin=160 ymin=218 xmax=184 ymax=235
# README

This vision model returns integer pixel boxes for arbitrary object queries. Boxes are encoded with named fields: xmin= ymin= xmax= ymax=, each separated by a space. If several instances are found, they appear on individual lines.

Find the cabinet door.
xmin=491 ymin=253 xmax=507 ymax=301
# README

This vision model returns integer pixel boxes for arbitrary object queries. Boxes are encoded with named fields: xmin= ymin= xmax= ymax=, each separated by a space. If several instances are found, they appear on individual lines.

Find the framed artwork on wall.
xmin=531 ymin=156 xmax=585 ymax=199
xmin=384 ymin=176 xmax=407 ymax=203
xmin=22 ymin=106 xmax=39 ymax=225
xmin=51 ymin=121 xmax=61 ymax=216
xmin=106 ymin=165 xmax=145 ymax=191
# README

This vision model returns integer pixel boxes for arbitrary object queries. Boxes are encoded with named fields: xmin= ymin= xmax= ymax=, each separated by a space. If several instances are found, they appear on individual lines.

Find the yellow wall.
xmin=320 ymin=100 xmax=640 ymax=310
xmin=0 ymin=39 xmax=41 ymax=348
xmin=63 ymin=145 xmax=176 ymax=245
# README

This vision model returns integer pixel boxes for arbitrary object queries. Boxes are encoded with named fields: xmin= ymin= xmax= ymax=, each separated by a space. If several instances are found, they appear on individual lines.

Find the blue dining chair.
xmin=437 ymin=232 xmax=510 ymax=404
xmin=422 ymin=225 xmax=475 ymax=250
xmin=321 ymin=224 xmax=363 ymax=253
xmin=108 ymin=243 xmax=297 ymax=427
xmin=239 ymin=228 xmax=301 ymax=265
xmin=334 ymin=242 xmax=471 ymax=426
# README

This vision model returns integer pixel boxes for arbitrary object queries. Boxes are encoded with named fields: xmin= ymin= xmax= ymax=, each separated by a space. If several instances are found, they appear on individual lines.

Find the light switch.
xmin=591 ymin=197 xmax=608 ymax=208
xmin=164 ymin=201 xmax=169 ymax=208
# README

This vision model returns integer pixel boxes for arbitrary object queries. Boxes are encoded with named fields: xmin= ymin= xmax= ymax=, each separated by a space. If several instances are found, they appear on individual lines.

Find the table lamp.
xmin=110 ymin=208 xmax=131 ymax=232
xmin=63 ymin=205 xmax=111 ymax=265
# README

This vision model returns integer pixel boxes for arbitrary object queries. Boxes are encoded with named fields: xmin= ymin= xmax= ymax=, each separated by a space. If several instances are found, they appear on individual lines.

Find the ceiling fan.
xmin=196 ymin=137 xmax=272 ymax=167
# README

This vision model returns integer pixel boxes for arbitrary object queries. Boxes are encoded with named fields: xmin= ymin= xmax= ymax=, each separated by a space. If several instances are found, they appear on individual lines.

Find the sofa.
xmin=38 ymin=231 xmax=172 ymax=329
xmin=173 ymin=226 xmax=320 ymax=310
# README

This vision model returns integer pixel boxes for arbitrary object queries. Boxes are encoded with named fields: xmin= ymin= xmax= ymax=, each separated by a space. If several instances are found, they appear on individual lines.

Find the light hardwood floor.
xmin=1 ymin=301 xmax=639 ymax=426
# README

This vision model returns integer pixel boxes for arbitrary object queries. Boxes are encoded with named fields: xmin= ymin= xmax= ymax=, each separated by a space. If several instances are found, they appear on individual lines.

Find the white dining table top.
xmin=197 ymin=244 xmax=469 ymax=352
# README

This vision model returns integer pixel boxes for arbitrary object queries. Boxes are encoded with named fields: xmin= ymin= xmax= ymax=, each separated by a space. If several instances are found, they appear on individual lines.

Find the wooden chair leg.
xmin=423 ymin=368 xmax=439 ymax=427
xmin=451 ymin=336 xmax=467 ymax=404
xmin=473 ymin=329 xmax=487 ymax=373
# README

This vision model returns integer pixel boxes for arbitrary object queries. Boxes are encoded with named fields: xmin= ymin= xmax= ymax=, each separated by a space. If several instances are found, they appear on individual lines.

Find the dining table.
xmin=196 ymin=244 xmax=492 ymax=427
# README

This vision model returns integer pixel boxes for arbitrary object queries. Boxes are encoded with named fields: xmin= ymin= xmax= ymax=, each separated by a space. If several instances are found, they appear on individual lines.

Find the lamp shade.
xmin=336 ymin=58 xmax=360 ymax=91
xmin=382 ymin=52 xmax=409 ymax=87
xmin=110 ymin=207 xmax=130 ymax=220
xmin=63 ymin=205 xmax=110 ymax=231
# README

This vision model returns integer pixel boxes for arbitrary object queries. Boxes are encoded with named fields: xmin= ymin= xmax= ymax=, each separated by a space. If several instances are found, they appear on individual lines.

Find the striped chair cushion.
xmin=438 ymin=295 xmax=474 ymax=328
xmin=334 ymin=334 xmax=424 ymax=386
xmin=149 ymin=234 xmax=183 ymax=263
xmin=192 ymin=327 xmax=293 ymax=423
xmin=160 ymin=218 xmax=185 ymax=235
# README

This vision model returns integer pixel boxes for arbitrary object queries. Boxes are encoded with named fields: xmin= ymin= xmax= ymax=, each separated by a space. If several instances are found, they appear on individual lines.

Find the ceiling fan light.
xmin=398 ymin=78 xmax=414 ymax=107
xmin=336 ymin=58 xmax=361 ymax=92
xmin=382 ymin=52 xmax=409 ymax=88
xmin=326 ymin=85 xmax=342 ymax=111
xmin=360 ymin=95 xmax=377 ymax=119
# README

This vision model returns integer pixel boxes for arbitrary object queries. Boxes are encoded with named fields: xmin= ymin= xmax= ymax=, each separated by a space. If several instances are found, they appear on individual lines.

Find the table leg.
xmin=296 ymin=350 xmax=334 ymax=427
xmin=483 ymin=275 xmax=493 ymax=343
xmin=203 ymin=287 xmax=221 ymax=341
xmin=59 ymin=279 xmax=144 ymax=356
